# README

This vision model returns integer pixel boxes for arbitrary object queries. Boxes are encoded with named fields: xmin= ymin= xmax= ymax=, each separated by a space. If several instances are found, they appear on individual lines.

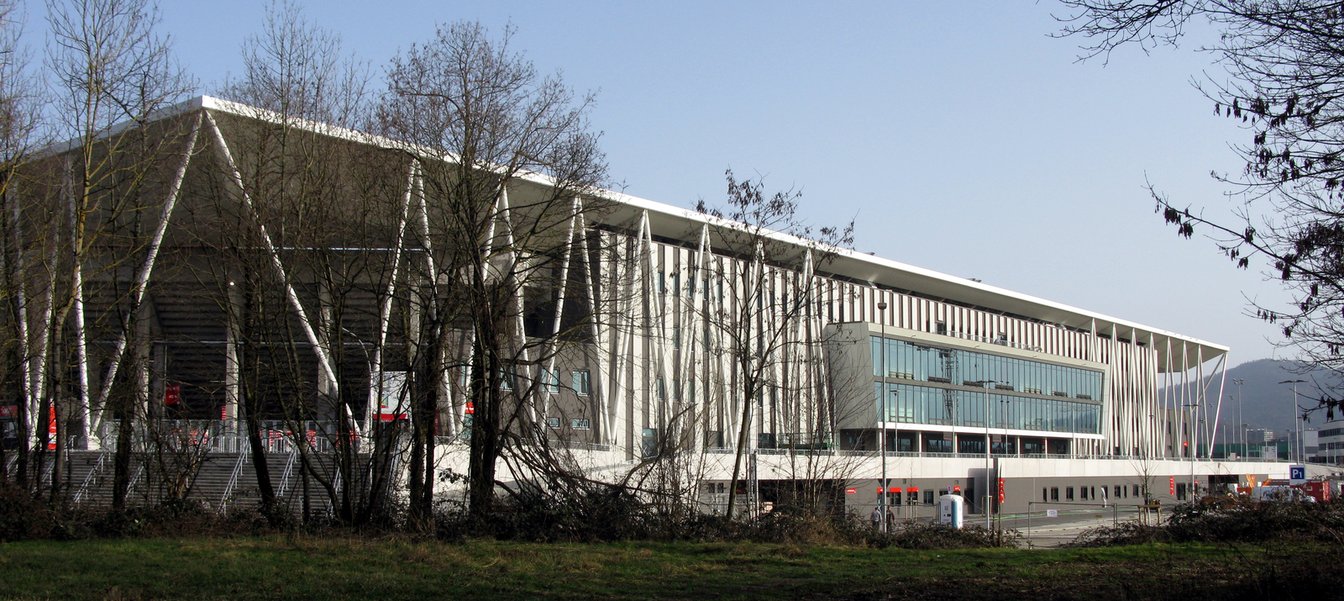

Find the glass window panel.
xmin=885 ymin=338 xmax=900 ymax=376
xmin=871 ymin=336 xmax=882 ymax=377
xmin=874 ymin=382 xmax=883 ymax=422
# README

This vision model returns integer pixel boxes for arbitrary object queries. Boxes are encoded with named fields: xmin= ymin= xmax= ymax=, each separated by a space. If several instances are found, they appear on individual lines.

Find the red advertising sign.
xmin=164 ymin=384 xmax=182 ymax=407
xmin=997 ymin=478 xmax=1005 ymax=503
xmin=1169 ymin=476 xmax=1176 ymax=496
xmin=845 ymin=487 xmax=856 ymax=495
xmin=0 ymin=405 xmax=18 ymax=418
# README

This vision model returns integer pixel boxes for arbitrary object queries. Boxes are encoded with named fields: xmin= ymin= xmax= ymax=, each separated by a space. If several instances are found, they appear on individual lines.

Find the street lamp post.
xmin=986 ymin=387 xmax=991 ymax=529
xmin=1233 ymin=378 xmax=1245 ymax=458
xmin=1183 ymin=400 xmax=1199 ymax=499
xmin=877 ymin=302 xmax=888 ymax=532
xmin=1279 ymin=379 xmax=1305 ymax=463
xmin=982 ymin=380 xmax=1000 ymax=529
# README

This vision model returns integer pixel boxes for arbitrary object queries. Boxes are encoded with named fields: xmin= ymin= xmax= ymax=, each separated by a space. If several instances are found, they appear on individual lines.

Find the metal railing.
xmin=93 ymin=419 xmax=354 ymax=455
xmin=72 ymin=452 xmax=107 ymax=504
xmin=274 ymin=451 xmax=298 ymax=500
xmin=219 ymin=452 xmax=248 ymax=511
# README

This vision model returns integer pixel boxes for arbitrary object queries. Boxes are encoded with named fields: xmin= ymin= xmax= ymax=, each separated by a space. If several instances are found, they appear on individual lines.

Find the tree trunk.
xmin=467 ymin=316 xmax=502 ymax=523
xmin=724 ymin=378 xmax=754 ymax=519
xmin=407 ymin=316 xmax=440 ymax=528
xmin=241 ymin=392 xmax=276 ymax=519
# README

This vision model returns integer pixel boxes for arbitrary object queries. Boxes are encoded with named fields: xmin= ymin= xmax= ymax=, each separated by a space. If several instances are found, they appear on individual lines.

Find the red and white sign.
xmin=47 ymin=406 xmax=57 ymax=450
xmin=377 ymin=371 xmax=410 ymax=422
xmin=0 ymin=405 xmax=18 ymax=418
xmin=845 ymin=487 xmax=856 ymax=495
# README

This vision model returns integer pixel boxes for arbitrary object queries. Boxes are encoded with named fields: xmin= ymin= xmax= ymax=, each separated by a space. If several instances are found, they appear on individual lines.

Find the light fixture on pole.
xmin=1279 ymin=379 xmax=1305 ymax=463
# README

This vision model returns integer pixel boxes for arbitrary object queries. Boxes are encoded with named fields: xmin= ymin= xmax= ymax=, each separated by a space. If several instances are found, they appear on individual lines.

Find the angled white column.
xmin=88 ymin=113 xmax=203 ymax=439
xmin=537 ymin=197 xmax=581 ymax=418
xmin=63 ymin=156 xmax=92 ymax=446
xmin=204 ymin=112 xmax=349 ymax=432
xmin=368 ymin=160 xmax=418 ymax=435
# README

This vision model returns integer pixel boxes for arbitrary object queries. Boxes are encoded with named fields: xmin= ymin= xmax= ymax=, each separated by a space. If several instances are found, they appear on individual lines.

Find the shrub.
xmin=1071 ymin=496 xmax=1344 ymax=547
xmin=878 ymin=521 xmax=1020 ymax=549
xmin=1067 ymin=521 xmax=1170 ymax=547
xmin=1164 ymin=496 xmax=1344 ymax=543
xmin=0 ymin=482 xmax=57 ymax=541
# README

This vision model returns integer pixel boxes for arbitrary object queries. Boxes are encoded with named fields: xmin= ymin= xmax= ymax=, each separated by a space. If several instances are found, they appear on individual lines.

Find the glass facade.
xmin=870 ymin=335 xmax=1102 ymax=435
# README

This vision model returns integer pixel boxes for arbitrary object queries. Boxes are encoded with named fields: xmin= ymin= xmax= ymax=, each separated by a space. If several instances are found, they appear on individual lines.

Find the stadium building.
xmin=0 ymin=97 xmax=1316 ymax=518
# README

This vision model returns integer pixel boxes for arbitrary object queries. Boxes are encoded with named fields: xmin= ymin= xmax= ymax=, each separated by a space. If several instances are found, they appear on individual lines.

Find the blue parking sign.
xmin=1289 ymin=465 xmax=1306 ymax=484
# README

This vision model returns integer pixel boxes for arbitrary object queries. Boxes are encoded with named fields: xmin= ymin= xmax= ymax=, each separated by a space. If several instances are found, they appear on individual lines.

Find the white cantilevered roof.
xmin=615 ymin=190 xmax=1227 ymax=368
xmin=120 ymin=96 xmax=1231 ymax=369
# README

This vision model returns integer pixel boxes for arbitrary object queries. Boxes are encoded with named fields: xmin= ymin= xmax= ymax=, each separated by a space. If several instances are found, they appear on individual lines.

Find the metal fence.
xmin=1019 ymin=501 xmax=1124 ymax=548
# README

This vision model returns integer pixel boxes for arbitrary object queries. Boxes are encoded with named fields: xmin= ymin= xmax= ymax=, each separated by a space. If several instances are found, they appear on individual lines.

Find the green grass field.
xmin=0 ymin=536 xmax=1339 ymax=600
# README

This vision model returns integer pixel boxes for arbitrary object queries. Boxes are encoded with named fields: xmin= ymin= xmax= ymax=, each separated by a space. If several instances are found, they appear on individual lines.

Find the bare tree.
xmin=1058 ymin=1 xmax=1344 ymax=416
xmin=377 ymin=22 xmax=607 ymax=524
xmin=0 ymin=0 xmax=44 ymax=487
xmin=212 ymin=0 xmax=379 ymax=524
xmin=695 ymin=170 xmax=853 ymax=519
xmin=16 ymin=0 xmax=192 ymax=506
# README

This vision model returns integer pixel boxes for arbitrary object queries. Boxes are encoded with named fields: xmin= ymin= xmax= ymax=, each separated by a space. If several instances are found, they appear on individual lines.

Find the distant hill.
xmin=1168 ymin=358 xmax=1339 ymax=434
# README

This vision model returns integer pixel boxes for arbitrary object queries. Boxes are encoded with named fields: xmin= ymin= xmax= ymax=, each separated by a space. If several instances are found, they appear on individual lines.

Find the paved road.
xmin=994 ymin=504 xmax=1157 ymax=548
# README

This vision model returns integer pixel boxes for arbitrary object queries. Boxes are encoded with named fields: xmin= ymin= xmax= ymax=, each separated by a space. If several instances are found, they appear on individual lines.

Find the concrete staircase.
xmin=61 ymin=449 xmax=375 ymax=517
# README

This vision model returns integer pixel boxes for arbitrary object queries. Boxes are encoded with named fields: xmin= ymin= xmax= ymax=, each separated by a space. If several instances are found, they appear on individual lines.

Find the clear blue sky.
xmin=23 ymin=1 xmax=1292 ymax=365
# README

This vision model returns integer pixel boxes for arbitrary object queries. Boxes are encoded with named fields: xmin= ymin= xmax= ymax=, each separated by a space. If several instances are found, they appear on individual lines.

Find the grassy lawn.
xmin=0 ymin=536 xmax=1340 ymax=600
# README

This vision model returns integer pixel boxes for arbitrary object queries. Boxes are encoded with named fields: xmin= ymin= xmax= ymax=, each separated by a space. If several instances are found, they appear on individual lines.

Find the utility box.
xmin=938 ymin=494 xmax=964 ymax=529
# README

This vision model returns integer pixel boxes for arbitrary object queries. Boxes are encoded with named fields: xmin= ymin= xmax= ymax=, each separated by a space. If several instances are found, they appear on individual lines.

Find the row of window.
xmin=909 ymin=435 xmax=1069 ymax=455
xmin=544 ymin=416 xmax=591 ymax=430
xmin=475 ymin=369 xmax=591 ymax=396
xmin=870 ymin=336 xmax=1103 ymax=401
xmin=874 ymin=382 xmax=1102 ymax=434
xmin=1043 ymin=484 xmax=1143 ymax=502
xmin=656 ymin=271 xmax=725 ymax=301
xmin=880 ymin=490 xmax=938 ymax=505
